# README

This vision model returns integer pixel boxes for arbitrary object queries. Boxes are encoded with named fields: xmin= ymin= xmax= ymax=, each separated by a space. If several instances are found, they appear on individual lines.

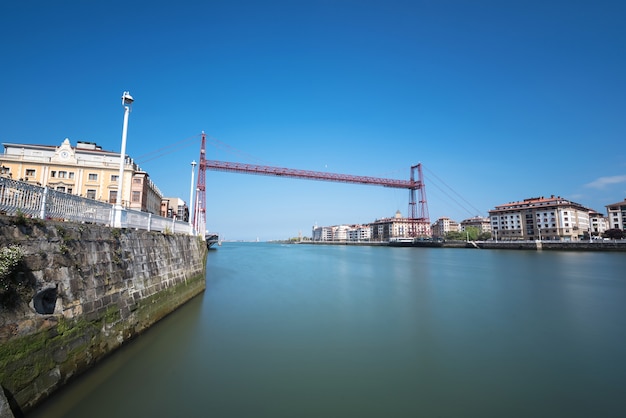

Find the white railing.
xmin=0 ymin=177 xmax=194 ymax=235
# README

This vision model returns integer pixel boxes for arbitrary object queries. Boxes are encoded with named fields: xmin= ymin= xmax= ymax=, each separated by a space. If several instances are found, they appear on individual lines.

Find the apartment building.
xmin=347 ymin=225 xmax=372 ymax=241
xmin=489 ymin=195 xmax=591 ymax=241
xmin=0 ymin=138 xmax=163 ymax=214
xmin=162 ymin=197 xmax=190 ymax=221
xmin=460 ymin=216 xmax=491 ymax=233
xmin=370 ymin=210 xmax=431 ymax=240
xmin=606 ymin=198 xmax=626 ymax=230
xmin=312 ymin=224 xmax=372 ymax=241
xmin=431 ymin=217 xmax=459 ymax=239
xmin=312 ymin=210 xmax=431 ymax=242
xmin=589 ymin=210 xmax=609 ymax=236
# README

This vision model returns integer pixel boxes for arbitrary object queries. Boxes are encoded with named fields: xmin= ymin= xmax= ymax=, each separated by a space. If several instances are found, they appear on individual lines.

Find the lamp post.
xmin=189 ymin=160 xmax=197 ymax=234
xmin=195 ymin=187 xmax=201 ymax=235
xmin=114 ymin=91 xmax=134 ymax=227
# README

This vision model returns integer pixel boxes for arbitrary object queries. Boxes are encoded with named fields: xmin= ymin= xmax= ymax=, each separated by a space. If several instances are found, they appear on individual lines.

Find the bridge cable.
xmin=134 ymin=134 xmax=201 ymax=164
xmin=424 ymin=166 xmax=483 ymax=214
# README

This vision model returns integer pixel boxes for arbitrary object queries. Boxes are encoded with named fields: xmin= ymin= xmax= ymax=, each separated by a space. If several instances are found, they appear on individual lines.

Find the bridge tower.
xmin=409 ymin=163 xmax=430 ymax=237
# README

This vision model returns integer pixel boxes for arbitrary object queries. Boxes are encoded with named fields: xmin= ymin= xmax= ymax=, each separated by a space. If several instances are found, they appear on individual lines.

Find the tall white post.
xmin=189 ymin=160 xmax=197 ymax=234
xmin=114 ymin=91 xmax=134 ymax=228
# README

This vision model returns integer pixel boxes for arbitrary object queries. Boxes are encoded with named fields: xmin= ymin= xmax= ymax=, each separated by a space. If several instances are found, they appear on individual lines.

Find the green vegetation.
xmin=0 ymin=245 xmax=23 ymax=282
xmin=603 ymin=228 xmax=625 ymax=240
xmin=59 ymin=243 xmax=69 ymax=254
xmin=14 ymin=210 xmax=28 ymax=226
xmin=112 ymin=248 xmax=123 ymax=265
xmin=445 ymin=226 xmax=491 ymax=241
xmin=0 ymin=245 xmax=27 ymax=307
xmin=13 ymin=210 xmax=45 ymax=228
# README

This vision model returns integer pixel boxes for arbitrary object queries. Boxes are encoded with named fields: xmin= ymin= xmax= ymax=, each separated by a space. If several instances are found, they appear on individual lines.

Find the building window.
xmin=69 ymin=172 xmax=75 ymax=179
xmin=132 ymin=191 xmax=141 ymax=202
xmin=67 ymin=187 xmax=73 ymax=194
xmin=133 ymin=178 xmax=142 ymax=184
xmin=50 ymin=171 xmax=56 ymax=177
xmin=111 ymin=175 xmax=119 ymax=182
xmin=56 ymin=186 xmax=65 ymax=193
xmin=86 ymin=189 xmax=96 ymax=199
xmin=25 ymin=169 xmax=36 ymax=176
xmin=58 ymin=171 xmax=67 ymax=178
xmin=109 ymin=191 xmax=117 ymax=204
xmin=88 ymin=173 xmax=98 ymax=181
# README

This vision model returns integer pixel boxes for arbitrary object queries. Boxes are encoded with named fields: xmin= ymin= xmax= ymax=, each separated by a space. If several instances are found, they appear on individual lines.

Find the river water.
xmin=29 ymin=243 xmax=626 ymax=417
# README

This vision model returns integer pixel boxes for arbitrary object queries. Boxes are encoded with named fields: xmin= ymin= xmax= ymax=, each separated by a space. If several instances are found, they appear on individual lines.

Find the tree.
xmin=478 ymin=231 xmax=492 ymax=241
xmin=444 ymin=231 xmax=464 ymax=240
xmin=603 ymin=228 xmax=624 ymax=240
xmin=464 ymin=226 xmax=480 ymax=241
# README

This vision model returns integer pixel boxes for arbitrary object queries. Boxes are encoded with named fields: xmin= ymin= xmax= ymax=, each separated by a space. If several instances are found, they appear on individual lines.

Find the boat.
xmin=205 ymin=233 xmax=220 ymax=249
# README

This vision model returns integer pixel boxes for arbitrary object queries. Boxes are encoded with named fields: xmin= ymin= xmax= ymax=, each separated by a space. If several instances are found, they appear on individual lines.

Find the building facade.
xmin=460 ymin=216 xmax=491 ymax=233
xmin=489 ymin=195 xmax=591 ymax=241
xmin=162 ymin=197 xmax=190 ymax=221
xmin=0 ymin=138 xmax=163 ymax=214
xmin=312 ymin=210 xmax=431 ymax=242
xmin=589 ymin=210 xmax=609 ymax=236
xmin=431 ymin=217 xmax=460 ymax=239
xmin=312 ymin=224 xmax=372 ymax=242
xmin=606 ymin=198 xmax=626 ymax=230
xmin=370 ymin=210 xmax=431 ymax=240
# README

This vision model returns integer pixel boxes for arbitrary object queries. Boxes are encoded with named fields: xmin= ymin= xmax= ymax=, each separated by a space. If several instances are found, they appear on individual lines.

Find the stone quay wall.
xmin=0 ymin=215 xmax=207 ymax=415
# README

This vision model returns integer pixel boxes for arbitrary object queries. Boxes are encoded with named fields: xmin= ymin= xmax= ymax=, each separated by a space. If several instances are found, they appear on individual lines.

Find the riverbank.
xmin=296 ymin=239 xmax=626 ymax=251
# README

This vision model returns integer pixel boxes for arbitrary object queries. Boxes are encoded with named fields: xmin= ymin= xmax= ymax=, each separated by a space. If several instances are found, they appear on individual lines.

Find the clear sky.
xmin=1 ymin=0 xmax=625 ymax=241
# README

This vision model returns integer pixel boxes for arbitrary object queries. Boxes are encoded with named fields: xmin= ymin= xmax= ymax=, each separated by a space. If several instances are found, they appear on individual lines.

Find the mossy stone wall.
xmin=0 ymin=215 xmax=207 ymax=414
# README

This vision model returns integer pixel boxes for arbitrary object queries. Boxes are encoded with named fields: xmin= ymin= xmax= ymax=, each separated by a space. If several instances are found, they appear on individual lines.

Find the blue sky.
xmin=1 ymin=0 xmax=625 ymax=241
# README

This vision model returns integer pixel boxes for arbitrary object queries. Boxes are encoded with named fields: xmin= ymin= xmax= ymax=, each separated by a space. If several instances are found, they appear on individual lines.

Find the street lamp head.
xmin=121 ymin=91 xmax=134 ymax=106
xmin=191 ymin=160 xmax=197 ymax=167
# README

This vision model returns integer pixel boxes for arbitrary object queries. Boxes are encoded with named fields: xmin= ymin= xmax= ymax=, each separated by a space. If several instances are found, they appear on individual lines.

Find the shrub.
xmin=0 ymin=245 xmax=23 ymax=284
xmin=0 ymin=245 xmax=26 ymax=308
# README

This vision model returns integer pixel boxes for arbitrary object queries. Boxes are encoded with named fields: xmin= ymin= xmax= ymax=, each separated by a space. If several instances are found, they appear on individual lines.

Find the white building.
xmin=312 ymin=211 xmax=430 ymax=242
xmin=312 ymin=224 xmax=372 ymax=242
xmin=589 ymin=210 xmax=609 ymax=236
xmin=489 ymin=195 xmax=593 ymax=241
xmin=606 ymin=198 xmax=626 ymax=230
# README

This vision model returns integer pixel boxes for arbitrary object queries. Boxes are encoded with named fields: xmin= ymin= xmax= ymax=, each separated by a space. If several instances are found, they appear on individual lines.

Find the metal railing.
xmin=0 ymin=177 xmax=193 ymax=235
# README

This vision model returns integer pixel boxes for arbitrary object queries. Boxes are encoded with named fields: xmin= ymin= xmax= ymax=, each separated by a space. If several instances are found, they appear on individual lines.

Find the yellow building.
xmin=0 ymin=138 xmax=163 ymax=215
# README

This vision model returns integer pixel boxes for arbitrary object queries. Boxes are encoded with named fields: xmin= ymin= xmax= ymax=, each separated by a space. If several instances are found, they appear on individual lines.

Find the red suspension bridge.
xmin=192 ymin=133 xmax=430 ymax=237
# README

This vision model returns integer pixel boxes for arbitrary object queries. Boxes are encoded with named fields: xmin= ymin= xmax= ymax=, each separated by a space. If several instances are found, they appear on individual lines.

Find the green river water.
xmin=29 ymin=243 xmax=626 ymax=417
